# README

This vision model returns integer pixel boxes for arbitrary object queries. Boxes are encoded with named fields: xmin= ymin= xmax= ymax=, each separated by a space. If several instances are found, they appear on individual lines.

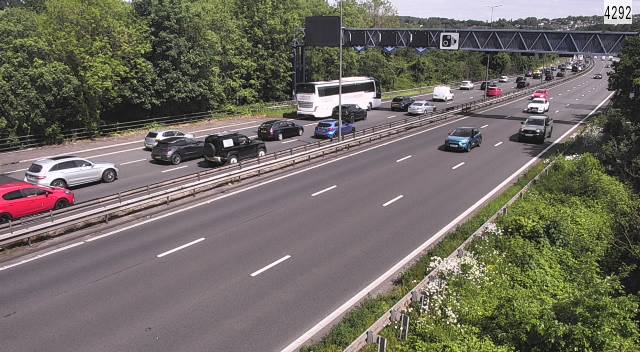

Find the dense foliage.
xmin=0 ymin=0 xmax=549 ymax=143
xmin=391 ymin=156 xmax=640 ymax=351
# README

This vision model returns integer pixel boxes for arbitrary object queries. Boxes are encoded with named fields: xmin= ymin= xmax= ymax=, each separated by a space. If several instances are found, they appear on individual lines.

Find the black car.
xmin=524 ymin=70 xmax=533 ymax=77
xmin=480 ymin=81 xmax=497 ymax=90
xmin=556 ymin=70 xmax=566 ymax=77
xmin=516 ymin=77 xmax=530 ymax=88
xmin=257 ymin=120 xmax=303 ymax=141
xmin=151 ymin=137 xmax=204 ymax=165
xmin=203 ymin=133 xmax=266 ymax=165
xmin=390 ymin=96 xmax=415 ymax=111
xmin=545 ymin=75 xmax=554 ymax=81
xmin=332 ymin=104 xmax=367 ymax=122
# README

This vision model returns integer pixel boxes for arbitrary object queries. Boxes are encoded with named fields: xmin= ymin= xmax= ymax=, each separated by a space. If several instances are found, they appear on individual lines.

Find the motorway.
xmin=0 ymin=62 xmax=612 ymax=352
xmin=1 ymin=74 xmax=555 ymax=203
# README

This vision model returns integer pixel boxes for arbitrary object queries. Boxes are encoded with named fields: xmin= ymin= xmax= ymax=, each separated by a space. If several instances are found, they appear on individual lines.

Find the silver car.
xmin=144 ymin=130 xmax=194 ymax=149
xmin=24 ymin=156 xmax=119 ymax=188
xmin=407 ymin=101 xmax=436 ymax=115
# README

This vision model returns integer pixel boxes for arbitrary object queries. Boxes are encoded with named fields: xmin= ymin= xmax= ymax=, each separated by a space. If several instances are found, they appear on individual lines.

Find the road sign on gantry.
xmin=440 ymin=33 xmax=459 ymax=50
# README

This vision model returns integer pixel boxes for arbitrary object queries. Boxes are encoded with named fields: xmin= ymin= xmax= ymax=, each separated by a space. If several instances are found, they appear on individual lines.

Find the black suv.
xmin=545 ymin=74 xmax=554 ymax=81
xmin=390 ymin=96 xmax=415 ymax=111
xmin=516 ymin=77 xmax=529 ymax=88
xmin=151 ymin=137 xmax=204 ymax=165
xmin=203 ymin=133 xmax=266 ymax=165
xmin=332 ymin=104 xmax=367 ymax=122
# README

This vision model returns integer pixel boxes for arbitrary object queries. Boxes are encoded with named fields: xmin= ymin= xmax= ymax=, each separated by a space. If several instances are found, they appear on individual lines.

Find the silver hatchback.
xmin=24 ymin=156 xmax=119 ymax=188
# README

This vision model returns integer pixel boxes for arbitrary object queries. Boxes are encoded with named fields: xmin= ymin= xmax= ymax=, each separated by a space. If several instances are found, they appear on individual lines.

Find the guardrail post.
xmin=9 ymin=220 xmax=12 ymax=234
xmin=197 ymin=172 xmax=201 ymax=181
xmin=118 ymin=193 xmax=122 ymax=204
xmin=146 ymin=185 xmax=150 ymax=195
xmin=49 ymin=210 xmax=53 ymax=223
xmin=290 ymin=148 xmax=293 ymax=156
xmin=366 ymin=331 xmax=376 ymax=344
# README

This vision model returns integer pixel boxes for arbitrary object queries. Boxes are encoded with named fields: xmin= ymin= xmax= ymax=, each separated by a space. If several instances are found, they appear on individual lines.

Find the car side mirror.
xmin=521 ymin=121 xmax=525 ymax=124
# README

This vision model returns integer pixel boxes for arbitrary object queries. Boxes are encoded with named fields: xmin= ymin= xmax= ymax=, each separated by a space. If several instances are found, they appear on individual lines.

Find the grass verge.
xmin=301 ymin=159 xmax=550 ymax=352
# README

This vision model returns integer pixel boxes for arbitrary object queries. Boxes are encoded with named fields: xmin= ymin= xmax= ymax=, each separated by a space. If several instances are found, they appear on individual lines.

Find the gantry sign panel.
xmin=337 ymin=28 xmax=637 ymax=55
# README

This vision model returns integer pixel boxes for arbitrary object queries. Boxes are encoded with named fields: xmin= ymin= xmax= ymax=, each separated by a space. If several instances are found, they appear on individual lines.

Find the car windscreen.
xmin=27 ymin=163 xmax=43 ymax=173
xmin=451 ymin=129 xmax=473 ymax=137
xmin=159 ymin=137 xmax=184 ymax=144
xmin=392 ymin=97 xmax=404 ymax=102
xmin=318 ymin=122 xmax=334 ymax=128
xmin=532 ymin=99 xmax=546 ymax=104
xmin=296 ymin=84 xmax=316 ymax=94
xmin=412 ymin=103 xmax=424 ymax=106
xmin=535 ymin=90 xmax=545 ymax=94
xmin=526 ymin=119 xmax=545 ymax=126
xmin=146 ymin=132 xmax=158 ymax=138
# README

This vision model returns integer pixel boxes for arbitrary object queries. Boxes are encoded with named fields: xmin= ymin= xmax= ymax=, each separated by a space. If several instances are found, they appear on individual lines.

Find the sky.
xmin=392 ymin=0 xmax=640 ymax=21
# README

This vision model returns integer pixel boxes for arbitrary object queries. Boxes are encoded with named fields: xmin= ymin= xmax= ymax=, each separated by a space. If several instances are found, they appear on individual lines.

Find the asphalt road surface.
xmin=0 ymin=62 xmax=611 ymax=352
xmin=1 ymin=74 xmax=556 ymax=203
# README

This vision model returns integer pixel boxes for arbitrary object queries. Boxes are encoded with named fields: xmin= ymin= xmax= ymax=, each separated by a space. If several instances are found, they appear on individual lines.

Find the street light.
xmin=484 ymin=4 xmax=502 ymax=98
xmin=338 ymin=0 xmax=343 ymax=141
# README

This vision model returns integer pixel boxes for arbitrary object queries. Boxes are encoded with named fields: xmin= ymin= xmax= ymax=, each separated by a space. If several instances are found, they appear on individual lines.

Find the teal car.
xmin=445 ymin=127 xmax=482 ymax=152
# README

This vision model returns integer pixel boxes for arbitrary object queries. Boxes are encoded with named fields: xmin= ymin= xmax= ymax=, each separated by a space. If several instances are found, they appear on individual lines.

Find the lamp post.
xmin=484 ymin=4 xmax=502 ymax=98
xmin=338 ymin=0 xmax=343 ymax=141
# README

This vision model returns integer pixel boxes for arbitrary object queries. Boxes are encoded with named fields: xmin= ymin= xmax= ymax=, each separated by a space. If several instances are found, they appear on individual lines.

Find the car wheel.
xmin=278 ymin=133 xmax=283 ymax=141
xmin=54 ymin=199 xmax=70 ymax=210
xmin=0 ymin=213 xmax=11 ymax=224
xmin=102 ymin=169 xmax=117 ymax=183
xmin=51 ymin=179 xmax=67 ymax=189
xmin=466 ymin=144 xmax=471 ymax=152
xmin=258 ymin=149 xmax=266 ymax=157
xmin=228 ymin=155 xmax=239 ymax=164
xmin=298 ymin=128 xmax=303 ymax=136
xmin=170 ymin=153 xmax=182 ymax=165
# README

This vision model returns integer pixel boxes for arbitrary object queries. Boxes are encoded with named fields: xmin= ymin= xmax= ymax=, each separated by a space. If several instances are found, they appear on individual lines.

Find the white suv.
xmin=24 ymin=156 xmax=119 ymax=188
xmin=144 ymin=130 xmax=194 ymax=149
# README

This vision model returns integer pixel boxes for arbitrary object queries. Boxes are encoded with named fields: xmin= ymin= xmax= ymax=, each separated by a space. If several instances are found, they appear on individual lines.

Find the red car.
xmin=486 ymin=87 xmax=503 ymax=97
xmin=531 ymin=89 xmax=550 ymax=100
xmin=0 ymin=182 xmax=74 ymax=223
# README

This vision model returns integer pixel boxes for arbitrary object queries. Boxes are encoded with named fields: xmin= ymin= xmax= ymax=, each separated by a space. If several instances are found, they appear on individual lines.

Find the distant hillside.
xmin=399 ymin=14 xmax=640 ymax=31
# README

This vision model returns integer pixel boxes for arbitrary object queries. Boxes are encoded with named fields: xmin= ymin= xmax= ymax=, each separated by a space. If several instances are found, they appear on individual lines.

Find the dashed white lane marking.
xmin=555 ymin=110 xmax=560 ymax=113
xmin=161 ymin=165 xmax=188 ymax=173
xmin=382 ymin=195 xmax=404 ymax=207
xmin=452 ymin=162 xmax=465 ymax=170
xmin=504 ymin=115 xmax=511 ymax=119
xmin=550 ymin=97 xmax=554 ymax=100
xmin=248 ymin=135 xmax=258 ymax=139
xmin=156 ymin=237 xmax=205 ymax=258
xmin=311 ymin=185 xmax=337 ymax=197
xmin=250 ymin=255 xmax=291 ymax=277
xmin=387 ymin=115 xmax=396 ymax=119
xmin=481 ymin=124 xmax=489 ymax=129
xmin=494 ymin=141 xmax=503 ymax=147
xmin=396 ymin=155 xmax=412 ymax=163
xmin=120 ymin=158 xmax=147 ymax=166
xmin=281 ymin=139 xmax=299 ymax=144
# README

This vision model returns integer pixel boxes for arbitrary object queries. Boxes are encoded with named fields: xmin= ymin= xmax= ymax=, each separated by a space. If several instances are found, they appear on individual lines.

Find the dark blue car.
xmin=445 ymin=127 xmax=482 ymax=152
xmin=314 ymin=119 xmax=355 ymax=139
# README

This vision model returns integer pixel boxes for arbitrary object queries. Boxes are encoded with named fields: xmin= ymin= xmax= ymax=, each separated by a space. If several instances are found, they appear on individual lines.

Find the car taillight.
xmin=270 ymin=127 xmax=273 ymax=133
xmin=328 ymin=127 xmax=336 ymax=132
xmin=34 ymin=176 xmax=46 ymax=180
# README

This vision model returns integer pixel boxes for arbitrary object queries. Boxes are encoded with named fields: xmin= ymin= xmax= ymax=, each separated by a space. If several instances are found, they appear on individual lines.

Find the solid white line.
xmin=494 ymin=141 xmax=503 ymax=147
xmin=452 ymin=162 xmax=465 ymax=170
xmin=311 ymin=185 xmax=337 ymax=197
xmin=504 ymin=115 xmax=511 ymax=119
xmin=386 ymin=115 xmax=396 ymax=119
xmin=1 ymin=72 xmax=597 ymax=271
xmin=281 ymin=139 xmax=299 ymax=144
xmin=382 ymin=195 xmax=404 ymax=207
xmin=120 ymin=158 xmax=147 ymax=166
xmin=0 ymin=242 xmax=84 ymax=271
xmin=279 ymin=90 xmax=615 ymax=352
xmin=161 ymin=165 xmax=188 ymax=173
xmin=395 ymin=155 xmax=412 ymax=163
xmin=2 ymin=168 xmax=27 ymax=175
xmin=156 ymin=237 xmax=205 ymax=258
xmin=250 ymin=255 xmax=291 ymax=277
xmin=480 ymin=124 xmax=488 ymax=128
xmin=87 ymin=147 xmax=143 ymax=159
xmin=304 ymin=122 xmax=316 ymax=126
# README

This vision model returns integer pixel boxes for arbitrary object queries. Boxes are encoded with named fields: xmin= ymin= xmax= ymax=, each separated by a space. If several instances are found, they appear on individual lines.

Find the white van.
xmin=432 ymin=86 xmax=454 ymax=102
